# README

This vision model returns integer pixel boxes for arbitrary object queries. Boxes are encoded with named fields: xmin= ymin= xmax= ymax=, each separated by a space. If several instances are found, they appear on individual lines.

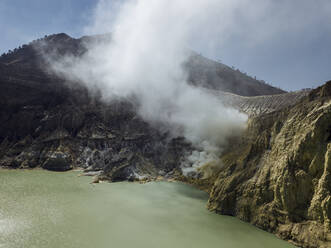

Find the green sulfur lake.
xmin=0 ymin=170 xmax=295 ymax=248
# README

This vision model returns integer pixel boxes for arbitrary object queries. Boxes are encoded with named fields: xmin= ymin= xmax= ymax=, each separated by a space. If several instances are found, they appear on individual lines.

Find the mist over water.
xmin=49 ymin=0 xmax=248 ymax=174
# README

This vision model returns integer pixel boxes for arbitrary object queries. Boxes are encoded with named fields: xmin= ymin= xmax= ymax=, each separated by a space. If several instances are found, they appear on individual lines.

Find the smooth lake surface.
xmin=0 ymin=170 xmax=295 ymax=248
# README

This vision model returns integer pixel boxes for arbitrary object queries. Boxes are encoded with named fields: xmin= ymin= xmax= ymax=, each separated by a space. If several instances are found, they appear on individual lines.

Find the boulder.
xmin=42 ymin=152 xmax=72 ymax=171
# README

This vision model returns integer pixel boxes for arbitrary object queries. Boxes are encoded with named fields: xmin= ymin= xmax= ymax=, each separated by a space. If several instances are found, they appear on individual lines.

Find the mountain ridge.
xmin=0 ymin=33 xmax=285 ymax=97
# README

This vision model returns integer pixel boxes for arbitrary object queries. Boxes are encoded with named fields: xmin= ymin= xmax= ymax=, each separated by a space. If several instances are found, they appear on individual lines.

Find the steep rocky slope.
xmin=186 ymin=53 xmax=285 ymax=96
xmin=207 ymin=82 xmax=331 ymax=248
xmin=0 ymin=93 xmax=190 ymax=180
xmin=211 ymin=89 xmax=310 ymax=116
xmin=0 ymin=34 xmax=193 ymax=179
xmin=0 ymin=33 xmax=286 ymax=177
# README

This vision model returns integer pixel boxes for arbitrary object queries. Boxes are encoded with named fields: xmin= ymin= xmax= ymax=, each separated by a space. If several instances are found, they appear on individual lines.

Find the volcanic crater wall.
xmin=207 ymin=82 xmax=331 ymax=248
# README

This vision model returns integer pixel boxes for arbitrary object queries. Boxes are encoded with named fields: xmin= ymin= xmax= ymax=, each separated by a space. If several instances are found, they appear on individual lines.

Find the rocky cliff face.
xmin=0 ymin=88 xmax=191 ymax=180
xmin=0 ymin=33 xmax=284 ymax=178
xmin=0 ymin=35 xmax=192 ymax=179
xmin=207 ymin=82 xmax=331 ymax=248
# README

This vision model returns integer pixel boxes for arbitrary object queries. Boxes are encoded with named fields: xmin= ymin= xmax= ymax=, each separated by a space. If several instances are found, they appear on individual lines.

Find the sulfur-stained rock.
xmin=207 ymin=82 xmax=331 ymax=248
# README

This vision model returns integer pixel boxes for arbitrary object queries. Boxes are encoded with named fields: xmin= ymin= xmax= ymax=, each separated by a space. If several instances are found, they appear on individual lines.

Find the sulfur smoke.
xmin=50 ymin=0 xmax=249 ymax=176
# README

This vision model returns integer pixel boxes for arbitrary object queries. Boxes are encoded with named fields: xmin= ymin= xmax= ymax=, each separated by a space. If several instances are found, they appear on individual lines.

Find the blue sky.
xmin=0 ymin=0 xmax=94 ymax=50
xmin=0 ymin=0 xmax=330 ymax=91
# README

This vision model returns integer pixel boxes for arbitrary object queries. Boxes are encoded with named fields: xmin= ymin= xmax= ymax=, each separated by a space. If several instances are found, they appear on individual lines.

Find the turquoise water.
xmin=0 ymin=170 xmax=295 ymax=248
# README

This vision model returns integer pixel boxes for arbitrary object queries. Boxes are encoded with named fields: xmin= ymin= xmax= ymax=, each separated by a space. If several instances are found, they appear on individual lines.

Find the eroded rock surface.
xmin=215 ymin=90 xmax=310 ymax=117
xmin=207 ymin=82 xmax=331 ymax=248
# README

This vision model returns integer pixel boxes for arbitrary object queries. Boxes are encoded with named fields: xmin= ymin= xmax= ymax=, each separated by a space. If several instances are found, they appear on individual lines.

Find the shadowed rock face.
xmin=0 ymin=92 xmax=191 ymax=177
xmin=0 ymin=33 xmax=285 ymax=175
xmin=0 ymin=33 xmax=193 ymax=176
xmin=208 ymin=82 xmax=331 ymax=248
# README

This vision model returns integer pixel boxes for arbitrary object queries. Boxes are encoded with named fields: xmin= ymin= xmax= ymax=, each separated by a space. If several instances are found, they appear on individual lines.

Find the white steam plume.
xmin=50 ymin=0 xmax=248 ymax=176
